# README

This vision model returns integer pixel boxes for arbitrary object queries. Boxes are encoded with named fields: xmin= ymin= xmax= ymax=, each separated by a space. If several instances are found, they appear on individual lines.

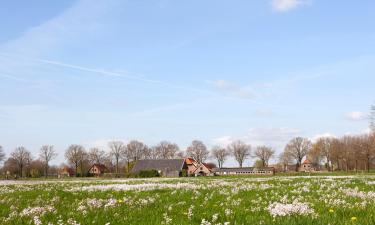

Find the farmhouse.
xmin=88 ymin=163 xmax=108 ymax=176
xmin=131 ymin=159 xmax=188 ymax=177
xmin=299 ymin=159 xmax=314 ymax=172
xmin=58 ymin=166 xmax=75 ymax=178
xmin=185 ymin=157 xmax=214 ymax=176
xmin=213 ymin=167 xmax=275 ymax=176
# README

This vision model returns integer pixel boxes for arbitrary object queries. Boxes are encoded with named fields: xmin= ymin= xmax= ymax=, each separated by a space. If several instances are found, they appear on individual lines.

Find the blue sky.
xmin=0 ymin=0 xmax=374 ymax=166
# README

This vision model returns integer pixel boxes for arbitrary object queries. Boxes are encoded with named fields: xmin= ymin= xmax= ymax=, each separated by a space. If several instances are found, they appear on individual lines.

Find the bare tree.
xmin=254 ymin=146 xmax=275 ymax=167
xmin=0 ymin=145 xmax=5 ymax=163
xmin=186 ymin=140 xmax=209 ymax=163
xmin=358 ymin=134 xmax=375 ymax=172
xmin=127 ymin=140 xmax=148 ymax=162
xmin=311 ymin=137 xmax=335 ymax=171
xmin=371 ymin=103 xmax=375 ymax=132
xmin=284 ymin=137 xmax=312 ymax=171
xmin=228 ymin=140 xmax=251 ymax=167
xmin=176 ymin=150 xmax=186 ymax=158
xmin=211 ymin=146 xmax=230 ymax=168
xmin=154 ymin=141 xmax=179 ymax=159
xmin=11 ymin=146 xmax=32 ymax=177
xmin=65 ymin=145 xmax=85 ymax=177
xmin=278 ymin=151 xmax=293 ymax=172
xmin=108 ymin=141 xmax=125 ymax=176
xmin=39 ymin=145 xmax=57 ymax=177
xmin=88 ymin=147 xmax=106 ymax=164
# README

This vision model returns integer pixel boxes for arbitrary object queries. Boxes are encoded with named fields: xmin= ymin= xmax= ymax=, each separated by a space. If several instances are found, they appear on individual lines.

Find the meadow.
xmin=0 ymin=175 xmax=375 ymax=225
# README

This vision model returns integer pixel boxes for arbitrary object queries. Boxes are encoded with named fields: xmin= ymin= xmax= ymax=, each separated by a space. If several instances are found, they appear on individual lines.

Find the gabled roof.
xmin=302 ymin=159 xmax=312 ymax=164
xmin=185 ymin=157 xmax=196 ymax=165
xmin=90 ymin=163 xmax=107 ymax=172
xmin=131 ymin=159 xmax=186 ymax=174
xmin=192 ymin=163 xmax=211 ymax=174
xmin=202 ymin=163 xmax=214 ymax=170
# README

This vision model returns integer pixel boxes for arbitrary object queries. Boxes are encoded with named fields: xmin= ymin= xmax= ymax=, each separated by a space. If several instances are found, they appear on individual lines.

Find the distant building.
xmin=213 ymin=167 xmax=275 ymax=176
xmin=185 ymin=158 xmax=214 ymax=176
xmin=299 ymin=159 xmax=314 ymax=172
xmin=131 ymin=159 xmax=187 ymax=177
xmin=88 ymin=163 xmax=108 ymax=177
xmin=58 ymin=166 xmax=75 ymax=178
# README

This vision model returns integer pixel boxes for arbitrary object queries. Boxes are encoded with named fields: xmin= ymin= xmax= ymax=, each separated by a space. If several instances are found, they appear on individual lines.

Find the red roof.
xmin=302 ymin=159 xmax=312 ymax=164
xmin=185 ymin=158 xmax=196 ymax=165
xmin=91 ymin=163 xmax=107 ymax=172
xmin=203 ymin=163 xmax=215 ymax=170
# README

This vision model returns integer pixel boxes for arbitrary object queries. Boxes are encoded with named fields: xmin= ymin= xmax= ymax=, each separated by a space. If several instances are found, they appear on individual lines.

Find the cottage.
xmin=299 ymin=159 xmax=313 ymax=172
xmin=185 ymin=158 xmax=214 ymax=176
xmin=88 ymin=163 xmax=108 ymax=176
xmin=58 ymin=166 xmax=75 ymax=178
xmin=192 ymin=163 xmax=214 ymax=176
xmin=131 ymin=159 xmax=187 ymax=177
xmin=213 ymin=167 xmax=275 ymax=176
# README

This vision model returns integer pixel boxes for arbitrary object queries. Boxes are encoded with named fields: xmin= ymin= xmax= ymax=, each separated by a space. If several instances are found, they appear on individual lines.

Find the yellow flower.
xmin=351 ymin=217 xmax=357 ymax=221
xmin=329 ymin=209 xmax=334 ymax=213
xmin=118 ymin=199 xmax=124 ymax=203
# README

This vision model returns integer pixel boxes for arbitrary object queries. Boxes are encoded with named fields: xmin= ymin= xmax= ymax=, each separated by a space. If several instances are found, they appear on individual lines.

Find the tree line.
xmin=0 ymin=139 xmax=277 ymax=178
xmin=0 ymin=133 xmax=374 ymax=178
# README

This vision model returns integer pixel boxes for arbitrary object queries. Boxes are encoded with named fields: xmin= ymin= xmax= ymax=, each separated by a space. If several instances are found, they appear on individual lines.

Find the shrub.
xmin=181 ymin=169 xmax=188 ymax=177
xmin=138 ymin=170 xmax=160 ymax=178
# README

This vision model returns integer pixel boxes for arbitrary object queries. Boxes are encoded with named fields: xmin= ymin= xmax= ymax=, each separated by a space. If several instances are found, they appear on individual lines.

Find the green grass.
xmin=0 ymin=175 xmax=375 ymax=225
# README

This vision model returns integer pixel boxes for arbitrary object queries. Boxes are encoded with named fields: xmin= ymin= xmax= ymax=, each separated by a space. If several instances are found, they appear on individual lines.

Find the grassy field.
xmin=1 ymin=175 xmax=375 ymax=225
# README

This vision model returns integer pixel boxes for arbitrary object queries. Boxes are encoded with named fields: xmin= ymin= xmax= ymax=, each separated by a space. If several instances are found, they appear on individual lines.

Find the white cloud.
xmin=212 ymin=80 xmax=256 ymax=99
xmin=311 ymin=133 xmax=336 ymax=142
xmin=85 ymin=138 xmax=129 ymax=150
xmin=346 ymin=111 xmax=368 ymax=121
xmin=271 ymin=0 xmax=310 ymax=12
xmin=212 ymin=127 xmax=301 ymax=151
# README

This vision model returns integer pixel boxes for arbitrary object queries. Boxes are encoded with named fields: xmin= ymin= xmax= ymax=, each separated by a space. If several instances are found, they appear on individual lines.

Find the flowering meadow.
xmin=0 ymin=175 xmax=375 ymax=225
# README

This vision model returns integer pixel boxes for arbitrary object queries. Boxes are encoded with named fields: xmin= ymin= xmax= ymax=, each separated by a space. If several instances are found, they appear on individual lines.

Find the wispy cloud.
xmin=346 ymin=111 xmax=368 ymax=121
xmin=0 ymin=72 xmax=28 ymax=82
xmin=212 ymin=80 xmax=256 ymax=99
xmin=212 ymin=127 xmax=301 ymax=151
xmin=311 ymin=132 xmax=337 ymax=142
xmin=271 ymin=0 xmax=310 ymax=12
xmin=0 ymin=53 xmax=162 ymax=84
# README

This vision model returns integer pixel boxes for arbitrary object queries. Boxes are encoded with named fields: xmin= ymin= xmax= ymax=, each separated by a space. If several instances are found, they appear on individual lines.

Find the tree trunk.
xmin=45 ymin=164 xmax=48 ymax=178
xmin=75 ymin=163 xmax=78 ymax=177
xmin=20 ymin=164 xmax=23 ymax=178
xmin=367 ymin=158 xmax=370 ymax=173
xmin=116 ymin=158 xmax=119 ymax=177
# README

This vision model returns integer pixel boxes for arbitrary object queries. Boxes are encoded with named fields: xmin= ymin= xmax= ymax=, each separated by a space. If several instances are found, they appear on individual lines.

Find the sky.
xmin=0 ymin=0 xmax=374 ymax=166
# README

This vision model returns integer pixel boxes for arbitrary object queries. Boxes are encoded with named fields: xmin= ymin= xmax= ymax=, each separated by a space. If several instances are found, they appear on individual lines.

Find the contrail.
xmin=0 ymin=52 xmax=216 ymax=96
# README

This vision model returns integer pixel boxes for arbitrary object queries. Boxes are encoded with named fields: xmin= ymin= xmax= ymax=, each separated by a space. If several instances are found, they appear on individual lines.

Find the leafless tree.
xmin=284 ymin=137 xmax=312 ymax=171
xmin=108 ymin=141 xmax=125 ymax=175
xmin=88 ymin=147 xmax=106 ymax=164
xmin=278 ymin=151 xmax=293 ymax=172
xmin=11 ymin=146 xmax=32 ymax=177
xmin=371 ymin=103 xmax=375 ymax=132
xmin=311 ymin=137 xmax=335 ymax=171
xmin=65 ymin=144 xmax=85 ymax=177
xmin=228 ymin=140 xmax=251 ymax=167
xmin=127 ymin=140 xmax=148 ymax=161
xmin=254 ymin=145 xmax=275 ymax=167
xmin=211 ymin=146 xmax=230 ymax=168
xmin=176 ymin=150 xmax=186 ymax=158
xmin=0 ymin=145 xmax=5 ymax=163
xmin=186 ymin=140 xmax=209 ymax=163
xmin=39 ymin=145 xmax=57 ymax=177
xmin=154 ymin=141 xmax=179 ymax=159
xmin=358 ymin=134 xmax=375 ymax=172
